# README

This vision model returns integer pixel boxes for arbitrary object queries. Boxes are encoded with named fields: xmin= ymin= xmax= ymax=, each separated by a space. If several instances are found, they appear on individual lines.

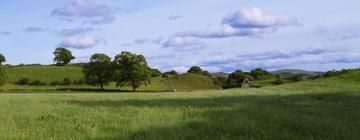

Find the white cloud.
xmin=163 ymin=36 xmax=205 ymax=51
xmin=223 ymin=7 xmax=301 ymax=29
xmin=51 ymin=0 xmax=115 ymax=25
xmin=59 ymin=36 xmax=100 ymax=49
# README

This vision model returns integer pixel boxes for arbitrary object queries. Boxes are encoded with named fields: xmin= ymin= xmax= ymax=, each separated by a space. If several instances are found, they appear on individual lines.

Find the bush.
xmin=16 ymin=78 xmax=30 ymax=85
xmin=50 ymin=81 xmax=62 ymax=86
xmin=63 ymin=78 xmax=72 ymax=85
xmin=29 ymin=80 xmax=46 ymax=86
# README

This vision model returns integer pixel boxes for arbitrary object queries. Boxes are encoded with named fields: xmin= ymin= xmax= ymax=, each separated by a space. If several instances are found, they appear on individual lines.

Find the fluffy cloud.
xmin=175 ymin=25 xmax=276 ymax=39
xmin=163 ymin=7 xmax=301 ymax=50
xmin=58 ymin=36 xmax=100 ymax=49
xmin=200 ymin=46 xmax=357 ymax=72
xmin=163 ymin=36 xmax=205 ymax=51
xmin=52 ymin=0 xmax=115 ymax=25
xmin=223 ymin=7 xmax=301 ymax=29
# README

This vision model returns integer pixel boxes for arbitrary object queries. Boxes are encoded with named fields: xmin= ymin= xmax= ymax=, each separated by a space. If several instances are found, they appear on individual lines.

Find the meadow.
xmin=0 ymin=69 xmax=359 ymax=140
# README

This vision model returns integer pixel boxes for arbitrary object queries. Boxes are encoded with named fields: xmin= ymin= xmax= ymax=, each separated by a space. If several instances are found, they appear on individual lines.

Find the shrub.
xmin=50 ymin=81 xmax=62 ymax=86
xmin=29 ymin=80 xmax=46 ymax=86
xmin=63 ymin=78 xmax=72 ymax=85
xmin=16 ymin=78 xmax=30 ymax=85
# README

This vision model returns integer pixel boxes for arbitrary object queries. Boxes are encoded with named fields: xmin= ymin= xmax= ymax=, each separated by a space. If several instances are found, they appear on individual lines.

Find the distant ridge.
xmin=272 ymin=69 xmax=325 ymax=78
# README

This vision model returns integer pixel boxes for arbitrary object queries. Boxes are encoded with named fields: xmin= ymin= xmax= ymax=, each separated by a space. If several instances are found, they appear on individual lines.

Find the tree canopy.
xmin=187 ymin=66 xmax=204 ymax=75
xmin=83 ymin=53 xmax=113 ymax=90
xmin=0 ymin=53 xmax=6 ymax=64
xmin=250 ymin=68 xmax=273 ymax=80
xmin=53 ymin=47 xmax=75 ymax=66
xmin=113 ymin=51 xmax=151 ymax=91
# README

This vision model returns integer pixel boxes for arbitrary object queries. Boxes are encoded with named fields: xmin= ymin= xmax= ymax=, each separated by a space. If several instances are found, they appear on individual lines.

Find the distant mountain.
xmin=272 ymin=69 xmax=325 ymax=79
xmin=211 ymin=72 xmax=229 ymax=77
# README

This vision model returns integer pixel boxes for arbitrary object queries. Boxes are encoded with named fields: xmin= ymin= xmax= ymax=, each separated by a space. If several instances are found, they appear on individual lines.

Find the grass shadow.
xmin=67 ymin=92 xmax=360 ymax=140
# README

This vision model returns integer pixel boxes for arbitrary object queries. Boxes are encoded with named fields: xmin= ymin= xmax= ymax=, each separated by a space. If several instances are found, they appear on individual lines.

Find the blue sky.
xmin=0 ymin=0 xmax=360 ymax=72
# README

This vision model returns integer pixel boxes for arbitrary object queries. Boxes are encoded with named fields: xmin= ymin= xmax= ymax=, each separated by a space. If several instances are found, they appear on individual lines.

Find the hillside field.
xmin=0 ymin=69 xmax=359 ymax=139
xmin=2 ymin=66 xmax=220 ymax=92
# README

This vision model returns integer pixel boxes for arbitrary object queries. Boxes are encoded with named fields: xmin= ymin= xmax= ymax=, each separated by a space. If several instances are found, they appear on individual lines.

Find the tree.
xmin=53 ymin=47 xmax=75 ymax=66
xmin=149 ymin=68 xmax=162 ymax=77
xmin=0 ymin=53 xmax=6 ymax=64
xmin=162 ymin=70 xmax=179 ymax=78
xmin=226 ymin=70 xmax=250 ymax=86
xmin=202 ymin=70 xmax=211 ymax=77
xmin=83 ymin=53 xmax=113 ymax=90
xmin=113 ymin=51 xmax=151 ymax=91
xmin=187 ymin=66 xmax=203 ymax=75
xmin=250 ymin=68 xmax=272 ymax=80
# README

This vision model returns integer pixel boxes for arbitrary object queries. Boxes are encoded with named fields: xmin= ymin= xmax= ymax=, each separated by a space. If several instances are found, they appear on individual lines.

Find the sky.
xmin=0 ymin=0 xmax=360 ymax=73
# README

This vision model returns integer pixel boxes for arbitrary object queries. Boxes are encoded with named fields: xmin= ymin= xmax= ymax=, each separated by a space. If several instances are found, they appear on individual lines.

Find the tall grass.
xmin=0 ymin=73 xmax=360 ymax=139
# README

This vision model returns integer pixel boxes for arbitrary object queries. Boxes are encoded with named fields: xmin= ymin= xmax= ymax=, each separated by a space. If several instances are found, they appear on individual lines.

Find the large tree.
xmin=83 ymin=53 xmax=113 ymax=90
xmin=0 ymin=53 xmax=6 ymax=64
xmin=113 ymin=51 xmax=151 ymax=91
xmin=53 ymin=47 xmax=75 ymax=66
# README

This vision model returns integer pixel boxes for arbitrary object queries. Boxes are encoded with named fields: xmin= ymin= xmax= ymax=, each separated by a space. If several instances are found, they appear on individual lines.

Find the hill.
xmin=6 ymin=65 xmax=84 ymax=83
xmin=272 ymin=69 xmax=324 ymax=78
xmin=2 ymin=65 xmax=221 ymax=92
xmin=165 ymin=73 xmax=222 ymax=91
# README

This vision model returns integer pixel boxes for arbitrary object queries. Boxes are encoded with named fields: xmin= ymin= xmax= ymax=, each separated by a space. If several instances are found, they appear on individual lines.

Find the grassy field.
xmin=2 ymin=66 xmax=219 ymax=92
xmin=0 ymin=70 xmax=359 ymax=140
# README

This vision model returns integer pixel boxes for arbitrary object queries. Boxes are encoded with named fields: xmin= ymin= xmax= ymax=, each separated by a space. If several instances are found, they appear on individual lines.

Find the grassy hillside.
xmin=6 ymin=65 xmax=83 ymax=83
xmin=2 ymin=66 xmax=220 ymax=92
xmin=167 ymin=73 xmax=221 ymax=91
xmin=0 ymin=70 xmax=359 ymax=139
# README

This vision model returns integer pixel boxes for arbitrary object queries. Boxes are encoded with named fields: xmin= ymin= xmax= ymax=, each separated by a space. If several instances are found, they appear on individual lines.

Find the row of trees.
xmin=83 ymin=52 xmax=151 ymax=91
xmin=53 ymin=47 xmax=152 ymax=91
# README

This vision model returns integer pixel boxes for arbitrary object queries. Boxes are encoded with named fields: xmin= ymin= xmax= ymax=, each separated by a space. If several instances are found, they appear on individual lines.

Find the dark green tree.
xmin=149 ymin=68 xmax=162 ymax=77
xmin=0 ymin=53 xmax=6 ymax=64
xmin=202 ymin=70 xmax=211 ymax=77
xmin=250 ymin=68 xmax=272 ymax=80
xmin=83 ymin=53 xmax=113 ymax=90
xmin=187 ymin=66 xmax=203 ymax=75
xmin=113 ymin=51 xmax=151 ymax=91
xmin=53 ymin=47 xmax=75 ymax=66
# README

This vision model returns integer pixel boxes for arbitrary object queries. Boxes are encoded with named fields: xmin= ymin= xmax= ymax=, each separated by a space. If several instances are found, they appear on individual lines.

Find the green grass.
xmin=6 ymin=65 xmax=83 ymax=83
xmin=3 ymin=66 xmax=220 ymax=92
xmin=0 ymin=70 xmax=360 ymax=139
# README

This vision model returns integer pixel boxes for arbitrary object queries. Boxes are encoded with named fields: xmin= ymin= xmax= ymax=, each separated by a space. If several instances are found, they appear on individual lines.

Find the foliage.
xmin=53 ymin=48 xmax=75 ymax=66
xmin=274 ymin=75 xmax=284 ymax=85
xmin=15 ymin=78 xmax=30 ymax=85
xmin=83 ymin=53 xmax=113 ymax=90
xmin=0 ymin=53 xmax=6 ymax=64
xmin=149 ymin=68 xmax=162 ymax=77
xmin=62 ymin=78 xmax=72 ymax=85
xmin=28 ymin=80 xmax=46 ymax=86
xmin=226 ymin=70 xmax=250 ymax=87
xmin=202 ymin=70 xmax=211 ymax=77
xmin=113 ymin=51 xmax=151 ymax=91
xmin=162 ymin=70 xmax=179 ymax=78
xmin=250 ymin=68 xmax=273 ymax=80
xmin=187 ymin=66 xmax=204 ymax=75
xmin=0 ymin=65 xmax=6 ymax=86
